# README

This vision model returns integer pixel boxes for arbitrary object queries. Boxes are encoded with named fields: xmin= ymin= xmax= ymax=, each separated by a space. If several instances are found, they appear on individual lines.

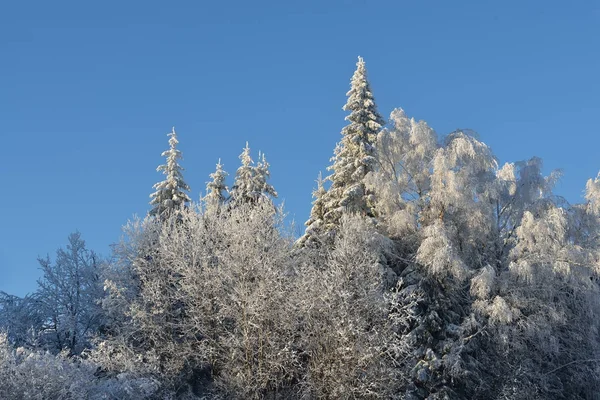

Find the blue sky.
xmin=1 ymin=0 xmax=598 ymax=296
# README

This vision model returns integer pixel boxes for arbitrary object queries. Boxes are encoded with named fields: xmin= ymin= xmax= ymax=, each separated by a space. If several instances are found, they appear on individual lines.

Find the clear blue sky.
xmin=1 ymin=1 xmax=598 ymax=296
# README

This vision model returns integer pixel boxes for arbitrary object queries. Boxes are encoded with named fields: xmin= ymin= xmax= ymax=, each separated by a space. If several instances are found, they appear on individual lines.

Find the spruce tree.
xmin=229 ymin=143 xmax=277 ymax=206
xmin=300 ymin=56 xmax=384 ymax=245
xmin=255 ymin=152 xmax=278 ymax=200
xmin=229 ymin=143 xmax=255 ymax=205
xmin=297 ymin=172 xmax=327 ymax=247
xmin=149 ymin=127 xmax=191 ymax=219
xmin=204 ymin=159 xmax=229 ymax=213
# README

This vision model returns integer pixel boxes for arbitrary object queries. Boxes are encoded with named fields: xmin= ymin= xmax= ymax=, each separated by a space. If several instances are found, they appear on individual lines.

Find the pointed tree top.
xmin=149 ymin=127 xmax=191 ymax=218
xmin=316 ymin=171 xmax=325 ymax=188
xmin=167 ymin=127 xmax=179 ymax=147
xmin=240 ymin=142 xmax=253 ymax=166
xmin=300 ymin=55 xmax=382 ymax=246
xmin=204 ymin=158 xmax=229 ymax=211
xmin=355 ymin=56 xmax=366 ymax=74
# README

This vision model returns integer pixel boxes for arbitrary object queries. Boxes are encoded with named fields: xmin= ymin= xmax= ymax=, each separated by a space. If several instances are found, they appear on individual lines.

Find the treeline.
xmin=1 ymin=57 xmax=600 ymax=399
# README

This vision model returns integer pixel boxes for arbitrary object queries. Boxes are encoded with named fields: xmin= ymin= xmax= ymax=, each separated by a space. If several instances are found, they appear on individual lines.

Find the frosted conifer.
xmin=255 ymin=152 xmax=278 ymax=200
xmin=230 ymin=143 xmax=277 ymax=206
xmin=230 ymin=143 xmax=255 ymax=205
xmin=204 ymin=159 xmax=228 ymax=213
xmin=297 ymin=172 xmax=327 ymax=247
xmin=149 ymin=127 xmax=191 ymax=219
xmin=299 ymin=56 xmax=383 ymax=245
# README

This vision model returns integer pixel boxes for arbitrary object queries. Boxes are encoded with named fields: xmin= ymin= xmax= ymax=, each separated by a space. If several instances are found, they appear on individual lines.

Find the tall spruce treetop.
xmin=149 ymin=127 xmax=191 ymax=218
xmin=300 ymin=56 xmax=384 ymax=245
xmin=204 ymin=159 xmax=229 ymax=213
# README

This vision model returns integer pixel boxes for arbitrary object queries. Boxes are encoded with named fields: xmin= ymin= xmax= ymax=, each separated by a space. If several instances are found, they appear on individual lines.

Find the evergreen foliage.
xmin=296 ymin=172 xmax=327 ymax=247
xmin=229 ymin=142 xmax=277 ymax=206
xmin=300 ymin=56 xmax=384 ymax=246
xmin=149 ymin=127 xmax=191 ymax=219
xmin=204 ymin=159 xmax=228 ymax=213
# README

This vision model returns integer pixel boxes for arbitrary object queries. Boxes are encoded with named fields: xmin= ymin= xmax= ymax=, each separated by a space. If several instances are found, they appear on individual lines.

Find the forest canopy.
xmin=1 ymin=57 xmax=599 ymax=400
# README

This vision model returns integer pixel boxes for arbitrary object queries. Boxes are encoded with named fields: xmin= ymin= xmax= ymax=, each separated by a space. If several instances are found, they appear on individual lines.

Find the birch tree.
xmin=36 ymin=232 xmax=103 ymax=354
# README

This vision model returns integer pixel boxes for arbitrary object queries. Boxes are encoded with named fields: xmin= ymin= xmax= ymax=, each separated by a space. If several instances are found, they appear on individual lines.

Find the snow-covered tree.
xmin=229 ymin=142 xmax=254 ymax=205
xmin=36 ymin=232 xmax=103 ymax=355
xmin=366 ymin=108 xmax=438 ymax=240
xmin=299 ymin=56 xmax=384 ymax=245
xmin=149 ymin=127 xmax=191 ymax=219
xmin=229 ymin=143 xmax=277 ymax=206
xmin=100 ymin=216 xmax=162 ymax=336
xmin=297 ymin=172 xmax=327 ymax=247
xmin=295 ymin=215 xmax=397 ymax=398
xmin=570 ymin=172 xmax=600 ymax=253
xmin=203 ymin=159 xmax=228 ymax=213
xmin=0 ymin=292 xmax=44 ymax=347
xmin=94 ymin=204 xmax=397 ymax=398
xmin=585 ymin=172 xmax=600 ymax=216
xmin=255 ymin=151 xmax=278 ymax=200
xmin=0 ymin=332 xmax=160 ymax=400
xmin=487 ymin=157 xmax=563 ymax=265
xmin=474 ymin=204 xmax=600 ymax=399
xmin=378 ymin=123 xmax=600 ymax=399
xmin=407 ymin=130 xmax=499 ymax=283
xmin=95 ymin=204 xmax=293 ymax=396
